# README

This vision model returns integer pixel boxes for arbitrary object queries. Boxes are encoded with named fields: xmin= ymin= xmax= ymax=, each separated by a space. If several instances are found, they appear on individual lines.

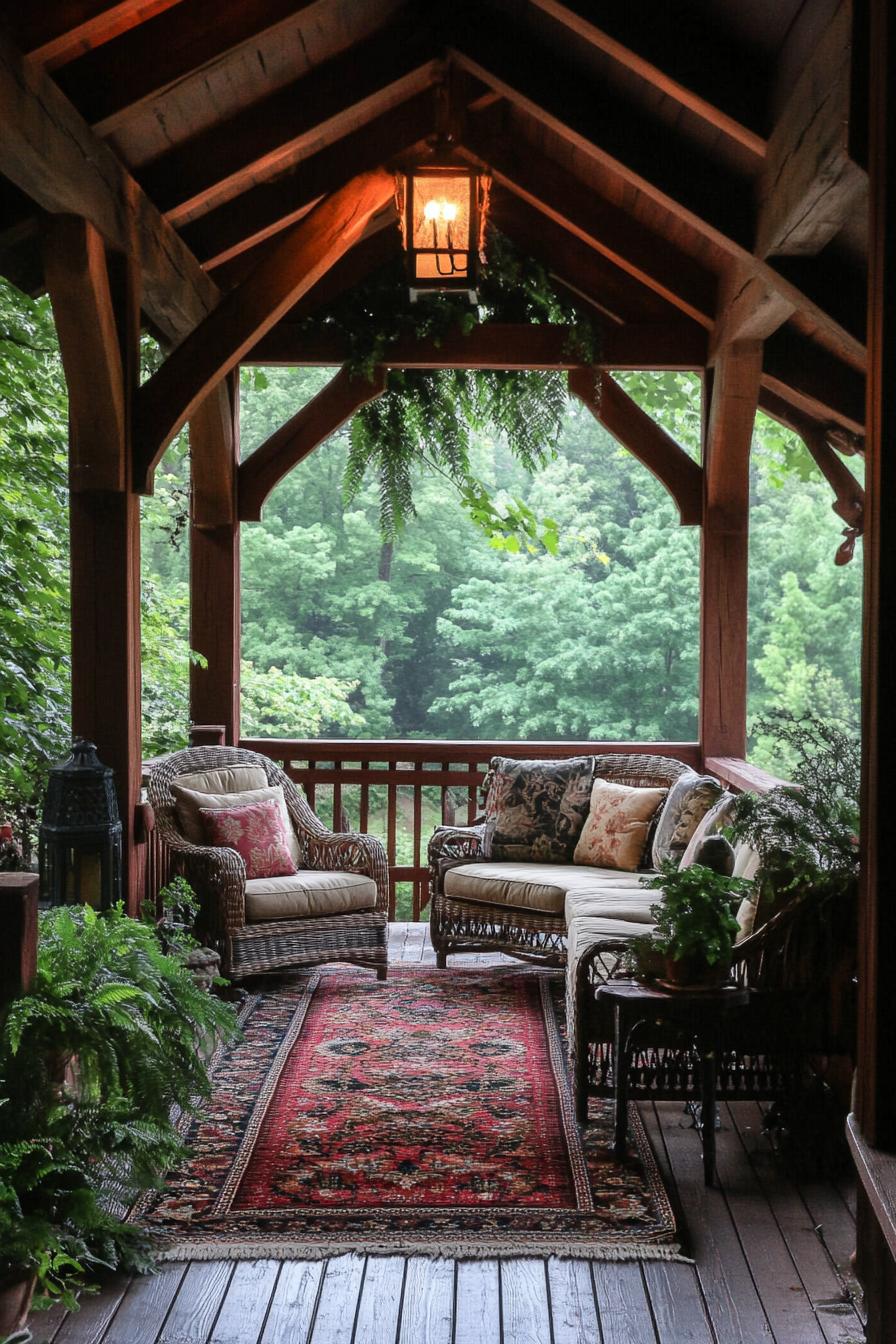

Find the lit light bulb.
xmin=423 ymin=199 xmax=441 ymax=221
xmin=442 ymin=201 xmax=458 ymax=222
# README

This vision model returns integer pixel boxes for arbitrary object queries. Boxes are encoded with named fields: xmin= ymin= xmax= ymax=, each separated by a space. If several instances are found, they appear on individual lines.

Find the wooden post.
xmin=0 ymin=874 xmax=38 ymax=1004
xmin=44 ymin=217 xmax=144 ymax=914
xmin=189 ymin=372 xmax=241 ymax=744
xmin=699 ymin=341 xmax=762 ymax=762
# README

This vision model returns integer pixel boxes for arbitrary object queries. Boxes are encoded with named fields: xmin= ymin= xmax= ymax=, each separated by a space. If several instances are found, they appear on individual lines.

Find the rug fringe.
xmin=155 ymin=1239 xmax=690 ymax=1264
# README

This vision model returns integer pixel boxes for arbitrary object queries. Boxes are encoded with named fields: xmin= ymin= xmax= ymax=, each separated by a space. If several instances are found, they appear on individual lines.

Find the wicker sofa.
xmin=428 ymin=749 xmax=855 ymax=1133
xmin=148 ymin=746 xmax=389 ymax=980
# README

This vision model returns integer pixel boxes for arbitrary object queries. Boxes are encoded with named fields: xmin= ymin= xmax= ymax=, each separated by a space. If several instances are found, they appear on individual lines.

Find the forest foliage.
xmin=0 ymin=276 xmax=864 ymax=849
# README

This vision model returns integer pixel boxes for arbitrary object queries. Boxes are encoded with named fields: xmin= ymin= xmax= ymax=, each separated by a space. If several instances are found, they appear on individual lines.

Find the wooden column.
xmin=44 ymin=216 xmax=144 ymax=913
xmin=0 ymin=874 xmax=38 ymax=1005
xmin=189 ymin=372 xmax=241 ymax=744
xmin=848 ymin=1 xmax=896 ymax=1334
xmin=699 ymin=341 xmax=762 ymax=762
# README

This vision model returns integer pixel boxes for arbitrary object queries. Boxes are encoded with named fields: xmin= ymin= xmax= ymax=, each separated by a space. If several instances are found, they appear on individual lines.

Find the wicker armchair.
xmin=428 ymin=752 xmax=691 ymax=967
xmin=147 ymin=746 xmax=389 ymax=981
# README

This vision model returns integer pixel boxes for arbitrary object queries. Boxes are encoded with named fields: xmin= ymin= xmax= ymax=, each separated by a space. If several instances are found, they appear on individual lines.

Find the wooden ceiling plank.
xmin=465 ymin=123 xmax=718 ymax=326
xmin=133 ymin=168 xmax=395 ymax=490
xmin=0 ymin=24 xmax=218 ymax=345
xmin=530 ymin=0 xmax=767 ymax=158
xmin=756 ymin=0 xmax=866 ymax=257
xmin=182 ymin=91 xmax=435 ymax=267
xmin=449 ymin=15 xmax=756 ymax=253
xmin=569 ymin=366 xmax=703 ymax=525
xmin=239 ymin=365 xmax=387 ymax=520
xmin=16 ymin=1 xmax=183 ymax=68
xmin=52 ymin=0 xmax=326 ymax=131
xmin=136 ymin=15 xmax=438 ymax=223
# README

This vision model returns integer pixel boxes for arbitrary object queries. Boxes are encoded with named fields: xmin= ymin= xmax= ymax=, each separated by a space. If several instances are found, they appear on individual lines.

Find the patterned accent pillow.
xmin=573 ymin=778 xmax=668 ymax=871
xmin=199 ymin=798 xmax=298 ymax=880
xmin=651 ymin=772 xmax=724 ymax=869
xmin=679 ymin=792 xmax=737 ymax=868
xmin=482 ymin=756 xmax=595 ymax=863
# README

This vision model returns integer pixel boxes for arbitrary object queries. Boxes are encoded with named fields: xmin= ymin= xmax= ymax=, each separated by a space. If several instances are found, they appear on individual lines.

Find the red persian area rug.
xmin=130 ymin=967 xmax=681 ymax=1260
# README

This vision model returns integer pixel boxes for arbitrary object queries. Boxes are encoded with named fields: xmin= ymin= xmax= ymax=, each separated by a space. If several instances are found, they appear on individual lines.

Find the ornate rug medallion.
xmin=131 ymin=967 xmax=680 ymax=1260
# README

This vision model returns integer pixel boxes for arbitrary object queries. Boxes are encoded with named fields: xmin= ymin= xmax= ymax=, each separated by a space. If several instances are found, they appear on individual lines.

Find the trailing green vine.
xmin=298 ymin=230 xmax=602 ymax=544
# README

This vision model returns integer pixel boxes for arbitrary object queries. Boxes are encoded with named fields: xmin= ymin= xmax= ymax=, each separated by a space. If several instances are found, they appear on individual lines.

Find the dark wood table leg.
xmin=613 ymin=1004 xmax=630 ymax=1158
xmin=700 ymin=1037 xmax=718 ymax=1186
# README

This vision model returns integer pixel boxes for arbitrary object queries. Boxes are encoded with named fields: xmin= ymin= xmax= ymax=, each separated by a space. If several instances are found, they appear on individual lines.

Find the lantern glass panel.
xmin=411 ymin=172 xmax=473 ymax=281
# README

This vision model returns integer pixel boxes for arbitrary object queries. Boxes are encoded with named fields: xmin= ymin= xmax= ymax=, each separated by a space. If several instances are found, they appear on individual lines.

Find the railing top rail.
xmin=239 ymin=738 xmax=702 ymax=764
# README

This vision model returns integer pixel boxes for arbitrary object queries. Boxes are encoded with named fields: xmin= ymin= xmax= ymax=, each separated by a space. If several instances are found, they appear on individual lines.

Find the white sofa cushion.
xmin=245 ymin=870 xmax=377 ymax=922
xmin=564 ymin=887 xmax=658 ymax=925
xmin=443 ymin=861 xmax=644 ymax=915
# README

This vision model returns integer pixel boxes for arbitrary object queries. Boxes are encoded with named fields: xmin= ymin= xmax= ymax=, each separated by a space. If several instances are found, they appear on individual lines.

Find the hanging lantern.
xmin=398 ymin=164 xmax=490 ymax=302
xmin=39 ymin=740 xmax=122 ymax=910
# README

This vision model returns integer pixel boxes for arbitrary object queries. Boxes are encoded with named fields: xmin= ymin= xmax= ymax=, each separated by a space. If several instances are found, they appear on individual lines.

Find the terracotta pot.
xmin=662 ymin=953 xmax=731 ymax=990
xmin=0 ymin=1271 xmax=36 ymax=1339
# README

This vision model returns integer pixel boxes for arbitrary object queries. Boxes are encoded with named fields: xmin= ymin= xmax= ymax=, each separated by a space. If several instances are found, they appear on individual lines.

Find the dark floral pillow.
xmin=482 ymin=756 xmax=596 ymax=863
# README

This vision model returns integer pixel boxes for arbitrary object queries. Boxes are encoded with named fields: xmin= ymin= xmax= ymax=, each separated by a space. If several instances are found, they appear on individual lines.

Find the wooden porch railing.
xmin=238 ymin=739 xmax=702 ymax=920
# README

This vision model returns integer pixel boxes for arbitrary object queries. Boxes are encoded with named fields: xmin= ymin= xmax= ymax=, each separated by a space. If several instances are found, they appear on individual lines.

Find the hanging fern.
xmin=298 ymin=230 xmax=602 ymax=541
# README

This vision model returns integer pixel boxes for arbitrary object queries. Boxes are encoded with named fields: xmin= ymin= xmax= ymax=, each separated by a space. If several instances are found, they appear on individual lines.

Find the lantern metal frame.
xmin=399 ymin=164 xmax=490 ymax=302
xmin=39 ymin=739 xmax=123 ymax=910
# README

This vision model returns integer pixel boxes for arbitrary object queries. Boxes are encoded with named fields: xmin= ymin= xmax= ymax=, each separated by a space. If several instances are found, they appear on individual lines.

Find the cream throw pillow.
xmin=573 ymin=778 xmax=668 ymax=871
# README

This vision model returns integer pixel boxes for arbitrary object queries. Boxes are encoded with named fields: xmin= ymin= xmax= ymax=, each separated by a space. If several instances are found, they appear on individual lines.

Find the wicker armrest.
xmin=159 ymin=831 xmax=247 ymax=939
xmin=305 ymin=830 xmax=390 ymax=915
xmin=428 ymin=821 xmax=487 ymax=903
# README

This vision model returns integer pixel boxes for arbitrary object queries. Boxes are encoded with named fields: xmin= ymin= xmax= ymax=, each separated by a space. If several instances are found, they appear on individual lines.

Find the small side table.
xmin=597 ymin=979 xmax=750 ymax=1186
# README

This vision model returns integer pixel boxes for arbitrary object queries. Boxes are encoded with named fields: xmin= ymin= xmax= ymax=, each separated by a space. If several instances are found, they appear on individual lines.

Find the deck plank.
xmin=728 ymin=1103 xmax=863 ymax=1344
xmin=655 ymin=1100 xmax=775 ymax=1342
xmin=397 ymin=1257 xmax=453 ymax=1344
xmin=591 ymin=1261 xmax=655 ymax=1344
xmin=259 ymin=1261 xmax=323 ymax=1344
xmin=50 ymin=1274 xmax=132 ymax=1344
xmin=209 ymin=1260 xmax=280 ymax=1344
xmin=308 ymin=1257 xmax=365 ymax=1344
xmin=157 ymin=1262 xmax=234 ymax=1344
xmin=547 ymin=1258 xmax=600 ymax=1344
xmin=101 ymin=1262 xmax=188 ymax=1344
xmin=351 ymin=1256 xmax=405 ymax=1344
xmin=454 ymin=1260 xmax=501 ymax=1344
xmin=501 ymin=1259 xmax=551 ymax=1344
xmin=713 ymin=1103 xmax=828 ymax=1344
xmin=641 ymin=1262 xmax=715 ymax=1344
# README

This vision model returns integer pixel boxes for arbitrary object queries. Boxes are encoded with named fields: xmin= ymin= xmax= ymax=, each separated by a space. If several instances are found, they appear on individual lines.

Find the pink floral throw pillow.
xmin=199 ymin=798 xmax=298 ymax=880
xmin=573 ymin=778 xmax=668 ymax=871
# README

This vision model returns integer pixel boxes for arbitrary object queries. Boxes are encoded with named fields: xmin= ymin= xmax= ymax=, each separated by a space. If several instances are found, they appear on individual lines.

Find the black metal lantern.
xmin=398 ymin=163 xmax=490 ymax=302
xmin=39 ymin=739 xmax=122 ymax=909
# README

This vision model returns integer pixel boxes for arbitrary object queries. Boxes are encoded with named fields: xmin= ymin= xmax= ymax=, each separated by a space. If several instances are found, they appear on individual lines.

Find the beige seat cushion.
xmin=443 ymin=861 xmax=640 ymax=915
xmin=565 ymin=913 xmax=658 ymax=1058
xmin=564 ymin=886 xmax=658 ymax=925
xmin=245 ymin=870 xmax=377 ymax=922
xmin=172 ymin=779 xmax=301 ymax=868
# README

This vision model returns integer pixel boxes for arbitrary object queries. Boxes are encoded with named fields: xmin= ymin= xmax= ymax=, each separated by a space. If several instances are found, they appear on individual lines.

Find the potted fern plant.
xmin=0 ymin=902 xmax=239 ymax=1327
xmin=635 ymin=859 xmax=752 ymax=989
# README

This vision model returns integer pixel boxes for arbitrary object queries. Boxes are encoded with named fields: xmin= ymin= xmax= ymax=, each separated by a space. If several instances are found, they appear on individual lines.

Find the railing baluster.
xmin=305 ymin=757 xmax=316 ymax=813
xmin=387 ymin=761 xmax=398 ymax=921
xmin=441 ymin=760 xmax=453 ymax=825
xmin=359 ymin=762 xmax=369 ymax=832
xmin=468 ymin=758 xmax=479 ymax=824
xmin=412 ymin=765 xmax=423 ymax=920
xmin=332 ymin=759 xmax=343 ymax=833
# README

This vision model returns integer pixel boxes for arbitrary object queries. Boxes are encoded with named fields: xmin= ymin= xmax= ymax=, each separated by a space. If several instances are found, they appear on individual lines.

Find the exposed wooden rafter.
xmin=133 ymin=169 xmax=395 ymax=491
xmin=0 ymin=24 xmax=219 ymax=346
xmin=14 ymin=1 xmax=181 ymax=68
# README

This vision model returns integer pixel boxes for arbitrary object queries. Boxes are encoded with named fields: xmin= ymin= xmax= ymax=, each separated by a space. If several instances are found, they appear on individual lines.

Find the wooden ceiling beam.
xmin=529 ymin=0 xmax=768 ymax=158
xmin=133 ymin=168 xmax=394 ymax=490
xmin=181 ymin=91 xmax=436 ymax=268
xmin=758 ymin=388 xmax=864 ymax=528
xmin=239 ymin=365 xmax=386 ymax=521
xmin=0 ymin=24 xmax=219 ymax=346
xmin=13 ymin=1 xmax=181 ymax=68
xmin=762 ymin=325 xmax=865 ymax=434
xmin=245 ymin=321 xmax=707 ymax=370
xmin=51 ymin=0 xmax=326 ymax=131
xmin=570 ymin=367 xmax=703 ymax=525
xmin=137 ymin=16 xmax=439 ymax=224
xmin=756 ymin=0 xmax=866 ymax=258
xmin=466 ymin=124 xmax=717 ymax=326
xmin=708 ymin=263 xmax=795 ymax=365
xmin=449 ymin=14 xmax=756 ymax=251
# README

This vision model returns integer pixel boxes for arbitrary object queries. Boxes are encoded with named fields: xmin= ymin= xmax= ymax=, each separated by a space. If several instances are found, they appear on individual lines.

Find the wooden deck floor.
xmin=29 ymin=924 xmax=864 ymax=1344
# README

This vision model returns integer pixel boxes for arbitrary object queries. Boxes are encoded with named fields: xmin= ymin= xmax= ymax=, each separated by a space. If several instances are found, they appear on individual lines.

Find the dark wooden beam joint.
xmin=568 ymin=367 xmax=703 ymax=525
